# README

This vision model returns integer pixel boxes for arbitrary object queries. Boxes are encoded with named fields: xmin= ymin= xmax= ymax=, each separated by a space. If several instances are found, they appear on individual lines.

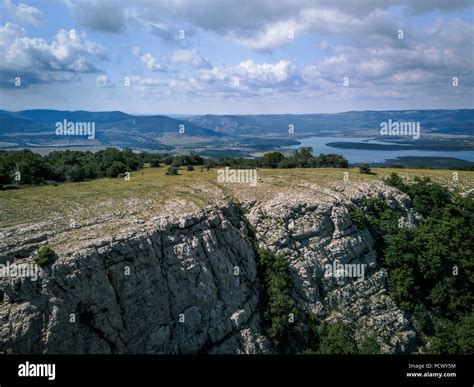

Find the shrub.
xmin=258 ymin=249 xmax=300 ymax=350
xmin=347 ymin=205 xmax=369 ymax=229
xmin=407 ymin=176 xmax=451 ymax=217
xmin=35 ymin=246 xmax=56 ymax=267
xmin=359 ymin=336 xmax=381 ymax=354
xmin=428 ymin=313 xmax=474 ymax=354
xmin=186 ymin=165 xmax=194 ymax=171
xmin=384 ymin=172 xmax=407 ymax=191
xmin=166 ymin=166 xmax=179 ymax=176
xmin=149 ymin=158 xmax=161 ymax=167
xmin=261 ymin=152 xmax=284 ymax=168
xmin=318 ymin=323 xmax=358 ymax=354
xmin=359 ymin=163 xmax=371 ymax=174
xmin=65 ymin=165 xmax=86 ymax=182
xmin=106 ymin=161 xmax=127 ymax=178
xmin=350 ymin=178 xmax=474 ymax=354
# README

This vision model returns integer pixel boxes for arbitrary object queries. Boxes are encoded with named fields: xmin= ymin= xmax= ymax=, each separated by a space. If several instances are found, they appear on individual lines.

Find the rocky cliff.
xmin=0 ymin=181 xmax=420 ymax=354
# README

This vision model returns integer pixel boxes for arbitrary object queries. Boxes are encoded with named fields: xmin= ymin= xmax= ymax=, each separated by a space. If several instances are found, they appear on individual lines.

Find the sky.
xmin=0 ymin=0 xmax=473 ymax=114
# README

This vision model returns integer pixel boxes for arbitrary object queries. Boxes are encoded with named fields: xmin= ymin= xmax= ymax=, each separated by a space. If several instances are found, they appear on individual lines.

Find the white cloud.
xmin=134 ymin=48 xmax=211 ymax=72
xmin=297 ymin=16 xmax=474 ymax=91
xmin=3 ymin=0 xmax=43 ymax=26
xmin=61 ymin=0 xmax=473 ymax=52
xmin=132 ymin=59 xmax=301 ymax=98
xmin=234 ymin=8 xmax=402 ymax=50
xmin=170 ymin=49 xmax=211 ymax=68
xmin=1 ymin=0 xmax=472 ymax=109
xmin=235 ymin=19 xmax=300 ymax=51
xmin=236 ymin=60 xmax=295 ymax=83
xmin=125 ymin=1 xmax=471 ymax=50
xmin=129 ymin=13 xmax=474 ymax=103
xmin=125 ymin=7 xmax=185 ymax=42
xmin=139 ymin=52 xmax=167 ymax=72
xmin=0 ymin=23 xmax=108 ymax=86
xmin=194 ymin=60 xmax=299 ymax=90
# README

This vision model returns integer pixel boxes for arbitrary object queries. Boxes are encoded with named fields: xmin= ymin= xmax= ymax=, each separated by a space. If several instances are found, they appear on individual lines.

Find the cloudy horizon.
xmin=0 ymin=0 xmax=473 ymax=115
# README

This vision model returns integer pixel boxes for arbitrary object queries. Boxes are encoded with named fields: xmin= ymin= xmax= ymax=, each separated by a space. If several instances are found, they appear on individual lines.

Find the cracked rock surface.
xmin=246 ymin=181 xmax=419 ymax=353
xmin=0 ymin=181 xmax=420 ymax=354
xmin=0 ymin=206 xmax=268 ymax=354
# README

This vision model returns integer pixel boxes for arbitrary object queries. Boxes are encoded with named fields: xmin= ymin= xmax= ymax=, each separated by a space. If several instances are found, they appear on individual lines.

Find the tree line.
xmin=0 ymin=148 xmax=142 ymax=185
xmin=0 ymin=147 xmax=348 ymax=187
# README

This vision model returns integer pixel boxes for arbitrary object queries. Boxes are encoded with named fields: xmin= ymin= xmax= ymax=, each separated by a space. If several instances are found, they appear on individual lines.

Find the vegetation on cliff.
xmin=348 ymin=173 xmax=473 ymax=354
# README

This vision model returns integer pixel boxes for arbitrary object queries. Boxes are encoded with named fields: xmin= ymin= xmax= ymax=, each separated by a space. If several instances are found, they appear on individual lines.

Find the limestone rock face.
xmin=0 ymin=207 xmax=269 ymax=354
xmin=0 ymin=181 xmax=420 ymax=354
xmin=245 ymin=181 xmax=419 ymax=353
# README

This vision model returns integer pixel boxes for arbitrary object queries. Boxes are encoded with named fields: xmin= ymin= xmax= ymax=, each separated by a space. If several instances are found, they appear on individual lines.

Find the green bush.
xmin=349 ymin=176 xmax=473 ymax=354
xmin=35 ymin=246 xmax=56 ymax=267
xmin=384 ymin=172 xmax=407 ymax=191
xmin=347 ymin=205 xmax=369 ymax=228
xmin=318 ymin=323 xmax=358 ymax=354
xmin=186 ymin=165 xmax=194 ymax=171
xmin=149 ymin=158 xmax=161 ymax=167
xmin=258 ymin=249 xmax=300 ymax=351
xmin=358 ymin=163 xmax=371 ymax=174
xmin=65 ymin=164 xmax=86 ymax=182
xmin=304 ymin=319 xmax=380 ymax=354
xmin=385 ymin=173 xmax=451 ymax=217
xmin=106 ymin=161 xmax=127 ymax=178
xmin=407 ymin=176 xmax=451 ymax=217
xmin=166 ymin=166 xmax=180 ymax=176
xmin=428 ymin=312 xmax=474 ymax=354
xmin=261 ymin=152 xmax=284 ymax=168
xmin=359 ymin=336 xmax=381 ymax=354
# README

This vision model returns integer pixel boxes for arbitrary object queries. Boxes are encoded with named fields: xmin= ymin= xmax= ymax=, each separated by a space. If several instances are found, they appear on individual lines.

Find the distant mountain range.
xmin=0 ymin=109 xmax=225 ymax=151
xmin=0 ymin=109 xmax=472 ymax=153
xmin=188 ymin=109 xmax=474 ymax=136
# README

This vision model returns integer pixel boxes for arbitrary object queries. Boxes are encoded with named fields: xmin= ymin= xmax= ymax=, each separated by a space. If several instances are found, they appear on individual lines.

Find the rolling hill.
xmin=0 ymin=109 xmax=472 ymax=154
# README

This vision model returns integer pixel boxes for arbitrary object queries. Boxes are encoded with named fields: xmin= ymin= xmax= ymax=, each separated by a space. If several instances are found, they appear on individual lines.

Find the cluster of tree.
xmin=138 ymin=152 xmax=209 ymax=169
xmin=347 ymin=173 xmax=473 ymax=354
xmin=0 ymin=148 xmax=142 ymax=186
xmin=169 ymin=154 xmax=204 ymax=167
xmin=451 ymin=165 xmax=474 ymax=171
xmin=304 ymin=320 xmax=381 ymax=354
xmin=0 ymin=146 xmax=349 ymax=188
xmin=257 ymin=249 xmax=301 ymax=351
xmin=256 ymin=247 xmax=382 ymax=354
xmin=255 ymin=174 xmax=471 ymax=354
xmin=215 ymin=148 xmax=348 ymax=169
xmin=143 ymin=147 xmax=348 ymax=170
